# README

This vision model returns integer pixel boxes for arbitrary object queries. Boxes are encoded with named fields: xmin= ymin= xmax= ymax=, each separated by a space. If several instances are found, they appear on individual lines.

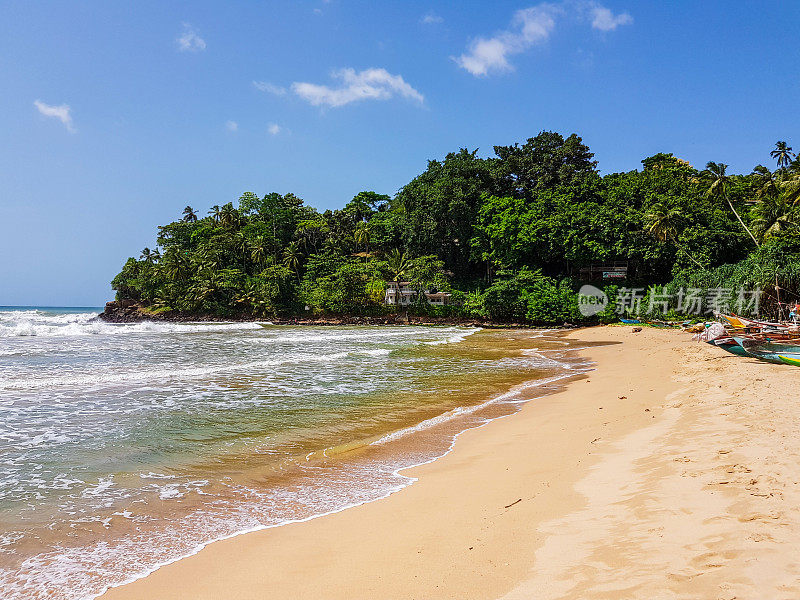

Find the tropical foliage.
xmin=111 ymin=134 xmax=800 ymax=323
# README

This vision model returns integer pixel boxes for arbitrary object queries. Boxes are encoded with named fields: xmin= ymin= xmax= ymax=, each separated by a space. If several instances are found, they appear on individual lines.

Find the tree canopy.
xmin=111 ymin=131 xmax=800 ymax=323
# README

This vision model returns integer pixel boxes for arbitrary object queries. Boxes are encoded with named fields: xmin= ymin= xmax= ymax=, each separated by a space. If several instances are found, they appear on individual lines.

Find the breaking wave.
xmin=0 ymin=309 xmax=265 ymax=338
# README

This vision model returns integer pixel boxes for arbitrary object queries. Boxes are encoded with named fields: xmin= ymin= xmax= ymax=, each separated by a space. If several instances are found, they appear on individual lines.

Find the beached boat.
xmin=715 ymin=311 xmax=796 ymax=331
xmin=778 ymin=354 xmax=800 ymax=366
xmin=709 ymin=338 xmax=750 ymax=357
xmin=739 ymin=339 xmax=800 ymax=354
xmin=696 ymin=314 xmax=800 ymax=366
xmin=731 ymin=337 xmax=800 ymax=364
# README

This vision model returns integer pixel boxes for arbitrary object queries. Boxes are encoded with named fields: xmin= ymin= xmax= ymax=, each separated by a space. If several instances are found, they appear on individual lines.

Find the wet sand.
xmin=101 ymin=326 xmax=800 ymax=599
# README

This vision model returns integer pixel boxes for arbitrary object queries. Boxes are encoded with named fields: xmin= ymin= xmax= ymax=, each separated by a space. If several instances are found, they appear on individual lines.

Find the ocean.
xmin=0 ymin=307 xmax=590 ymax=599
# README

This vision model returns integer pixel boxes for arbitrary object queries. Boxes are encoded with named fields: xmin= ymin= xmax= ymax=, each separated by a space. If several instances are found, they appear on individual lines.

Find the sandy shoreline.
xmin=100 ymin=326 xmax=800 ymax=599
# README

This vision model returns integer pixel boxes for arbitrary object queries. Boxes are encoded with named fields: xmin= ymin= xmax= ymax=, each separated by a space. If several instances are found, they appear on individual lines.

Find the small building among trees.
xmin=384 ymin=282 xmax=452 ymax=306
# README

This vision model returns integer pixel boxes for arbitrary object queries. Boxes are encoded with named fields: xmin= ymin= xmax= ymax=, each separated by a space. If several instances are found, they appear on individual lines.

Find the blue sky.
xmin=2 ymin=1 xmax=799 ymax=306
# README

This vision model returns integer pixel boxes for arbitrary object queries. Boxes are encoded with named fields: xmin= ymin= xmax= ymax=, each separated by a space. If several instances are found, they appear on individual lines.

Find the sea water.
xmin=0 ymin=307 xmax=590 ymax=599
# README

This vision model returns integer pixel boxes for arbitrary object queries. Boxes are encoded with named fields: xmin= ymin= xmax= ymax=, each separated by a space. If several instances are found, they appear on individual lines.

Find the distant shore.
xmin=100 ymin=326 xmax=800 ymax=599
xmin=98 ymin=300 xmax=563 ymax=328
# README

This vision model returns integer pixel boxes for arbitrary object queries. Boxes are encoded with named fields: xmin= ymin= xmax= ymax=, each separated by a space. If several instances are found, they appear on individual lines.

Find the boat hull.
xmin=778 ymin=354 xmax=800 ymax=366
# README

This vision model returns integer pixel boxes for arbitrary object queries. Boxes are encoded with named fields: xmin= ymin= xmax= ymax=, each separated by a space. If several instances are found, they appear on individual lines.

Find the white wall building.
xmin=384 ymin=282 xmax=451 ymax=306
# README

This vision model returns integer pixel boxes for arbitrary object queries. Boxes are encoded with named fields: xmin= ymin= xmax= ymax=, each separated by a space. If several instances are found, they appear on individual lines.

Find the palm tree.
xmin=753 ymin=195 xmax=797 ymax=240
xmin=771 ymin=141 xmax=795 ymax=172
xmin=354 ymin=221 xmax=372 ymax=254
xmin=188 ymin=279 xmax=216 ymax=311
xmin=644 ymin=203 xmax=705 ymax=268
xmin=209 ymin=205 xmax=222 ymax=224
xmin=283 ymin=241 xmax=302 ymax=278
xmin=250 ymin=236 xmax=269 ymax=270
xmin=751 ymin=165 xmax=779 ymax=201
xmin=220 ymin=203 xmax=239 ymax=229
xmin=182 ymin=206 xmax=198 ymax=223
xmin=195 ymin=247 xmax=221 ymax=272
xmin=232 ymin=231 xmax=249 ymax=270
xmin=779 ymin=163 xmax=800 ymax=205
xmin=645 ymin=203 xmax=681 ymax=242
xmin=162 ymin=250 xmax=189 ymax=281
xmin=386 ymin=248 xmax=412 ymax=284
xmin=140 ymin=247 xmax=156 ymax=264
xmin=702 ymin=161 xmax=759 ymax=246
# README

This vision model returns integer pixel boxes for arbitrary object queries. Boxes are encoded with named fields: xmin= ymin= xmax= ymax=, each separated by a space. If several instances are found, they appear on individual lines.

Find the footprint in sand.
xmin=738 ymin=512 xmax=781 ymax=523
xmin=689 ymin=550 xmax=738 ymax=570
xmin=723 ymin=464 xmax=752 ymax=474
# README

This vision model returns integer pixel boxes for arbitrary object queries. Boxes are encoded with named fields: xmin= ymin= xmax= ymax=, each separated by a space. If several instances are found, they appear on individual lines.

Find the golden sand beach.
xmin=101 ymin=326 xmax=800 ymax=599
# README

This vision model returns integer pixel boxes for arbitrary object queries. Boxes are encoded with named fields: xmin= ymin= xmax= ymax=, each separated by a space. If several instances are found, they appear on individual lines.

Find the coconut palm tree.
xmin=250 ymin=236 xmax=269 ymax=270
xmin=751 ymin=165 xmax=780 ymax=201
xmin=208 ymin=205 xmax=222 ymax=224
xmin=220 ymin=203 xmax=239 ymax=229
xmin=771 ymin=141 xmax=795 ymax=172
xmin=701 ymin=161 xmax=759 ymax=246
xmin=195 ymin=247 xmax=221 ymax=272
xmin=753 ymin=195 xmax=797 ymax=240
xmin=182 ymin=206 xmax=198 ymax=223
xmin=645 ymin=202 xmax=682 ymax=242
xmin=161 ymin=249 xmax=189 ymax=281
xmin=283 ymin=241 xmax=302 ymax=278
xmin=232 ymin=231 xmax=249 ymax=270
xmin=644 ymin=202 xmax=706 ymax=268
xmin=188 ymin=279 xmax=216 ymax=311
xmin=386 ymin=248 xmax=412 ymax=283
xmin=354 ymin=221 xmax=372 ymax=254
xmin=778 ymin=160 xmax=800 ymax=206
xmin=140 ymin=247 xmax=156 ymax=264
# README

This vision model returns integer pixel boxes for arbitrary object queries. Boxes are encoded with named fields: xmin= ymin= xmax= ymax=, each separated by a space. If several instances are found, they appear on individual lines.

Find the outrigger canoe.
xmin=732 ymin=337 xmax=786 ymax=364
xmin=779 ymin=354 xmax=800 ymax=366
xmin=709 ymin=338 xmax=750 ymax=357
xmin=716 ymin=312 xmax=792 ymax=332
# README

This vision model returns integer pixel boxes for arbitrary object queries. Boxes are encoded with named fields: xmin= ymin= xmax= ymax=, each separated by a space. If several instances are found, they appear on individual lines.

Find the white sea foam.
xmin=81 ymin=477 xmax=115 ymax=499
xmin=0 ymin=310 xmax=265 ymax=338
xmin=0 ymin=347 xmax=395 ymax=391
xmin=356 ymin=348 xmax=392 ymax=356
xmin=422 ymin=327 xmax=481 ymax=345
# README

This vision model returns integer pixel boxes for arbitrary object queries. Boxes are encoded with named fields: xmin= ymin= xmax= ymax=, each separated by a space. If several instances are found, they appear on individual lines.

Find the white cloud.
xmin=421 ymin=12 xmax=443 ymax=24
xmin=455 ymin=2 xmax=632 ymax=76
xmin=455 ymin=4 xmax=559 ymax=76
xmin=253 ymin=81 xmax=287 ymax=95
xmin=225 ymin=120 xmax=238 ymax=132
xmin=291 ymin=68 xmax=424 ymax=108
xmin=177 ymin=23 xmax=206 ymax=52
xmin=33 ymin=100 xmax=75 ymax=133
xmin=590 ymin=5 xmax=632 ymax=31
xmin=267 ymin=123 xmax=281 ymax=135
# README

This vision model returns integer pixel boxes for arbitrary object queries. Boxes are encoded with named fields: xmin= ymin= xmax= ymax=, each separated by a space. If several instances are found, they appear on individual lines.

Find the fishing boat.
xmin=731 ymin=337 xmax=798 ymax=364
xmin=738 ymin=339 xmax=800 ymax=354
xmin=694 ymin=313 xmax=800 ymax=366
xmin=778 ymin=354 xmax=800 ymax=366
xmin=708 ymin=337 xmax=750 ymax=357
xmin=716 ymin=312 xmax=797 ymax=333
